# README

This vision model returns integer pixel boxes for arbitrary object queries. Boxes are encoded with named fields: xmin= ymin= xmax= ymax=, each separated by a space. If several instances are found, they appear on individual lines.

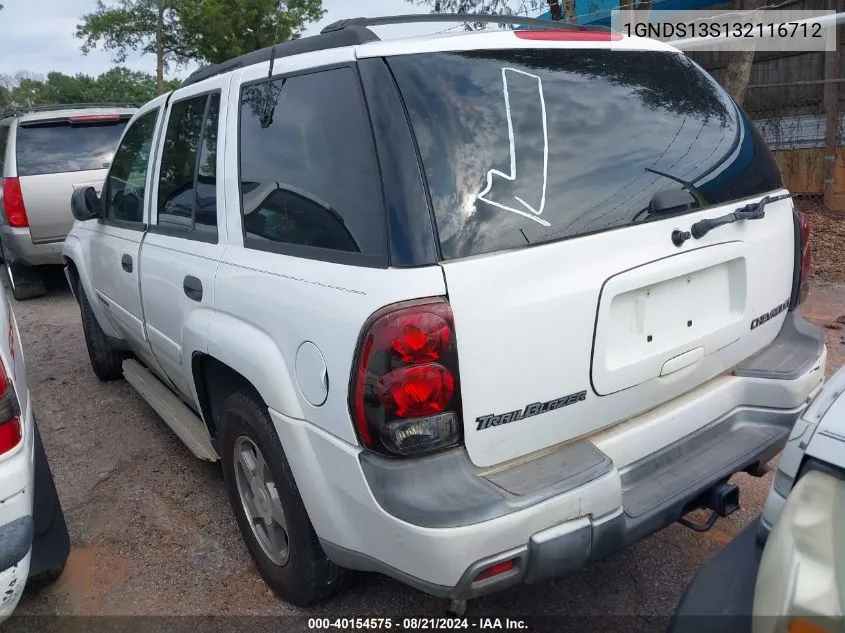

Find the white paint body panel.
xmin=273 ymin=362 xmax=822 ymax=588
xmin=213 ymin=250 xmax=447 ymax=444
xmin=0 ymin=284 xmax=35 ymax=620
xmin=754 ymin=368 xmax=845 ymax=625
xmin=140 ymin=73 xmax=232 ymax=403
xmin=445 ymin=193 xmax=795 ymax=467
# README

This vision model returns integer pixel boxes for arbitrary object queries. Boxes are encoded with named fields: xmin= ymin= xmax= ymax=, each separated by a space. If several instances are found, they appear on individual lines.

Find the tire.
xmin=4 ymin=259 xmax=46 ymax=301
xmin=220 ymin=390 xmax=347 ymax=606
xmin=79 ymin=288 xmax=124 ymax=381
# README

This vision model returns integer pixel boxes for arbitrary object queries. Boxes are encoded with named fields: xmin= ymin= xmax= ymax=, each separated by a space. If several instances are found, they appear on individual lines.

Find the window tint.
xmin=238 ymin=67 xmax=384 ymax=259
xmin=156 ymin=93 xmax=220 ymax=238
xmin=0 ymin=126 xmax=9 ymax=173
xmin=15 ymin=118 xmax=129 ymax=177
xmin=104 ymin=109 xmax=159 ymax=224
xmin=195 ymin=94 xmax=220 ymax=232
xmin=157 ymin=96 xmax=205 ymax=229
xmin=388 ymin=50 xmax=783 ymax=260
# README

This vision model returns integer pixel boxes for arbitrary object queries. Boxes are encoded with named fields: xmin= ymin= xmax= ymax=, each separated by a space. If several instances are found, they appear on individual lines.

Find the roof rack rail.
xmin=321 ymin=13 xmax=612 ymax=34
xmin=181 ymin=25 xmax=379 ymax=87
xmin=13 ymin=102 xmax=140 ymax=116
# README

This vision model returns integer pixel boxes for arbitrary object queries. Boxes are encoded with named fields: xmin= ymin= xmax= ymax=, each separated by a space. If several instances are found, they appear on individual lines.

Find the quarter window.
xmin=238 ymin=67 xmax=385 ymax=262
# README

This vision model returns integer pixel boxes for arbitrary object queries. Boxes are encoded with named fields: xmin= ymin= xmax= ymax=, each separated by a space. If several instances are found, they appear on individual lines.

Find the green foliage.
xmin=77 ymin=0 xmax=193 ymax=69
xmin=178 ymin=0 xmax=325 ymax=64
xmin=409 ymin=0 xmax=547 ymax=14
xmin=406 ymin=0 xmax=549 ymax=26
xmin=76 ymin=0 xmax=326 ymax=82
xmin=405 ymin=1 xmax=574 ymax=27
xmin=0 ymin=68 xmax=178 ymax=118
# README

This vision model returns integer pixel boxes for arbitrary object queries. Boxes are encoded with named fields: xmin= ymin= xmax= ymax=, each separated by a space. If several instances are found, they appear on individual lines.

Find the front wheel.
xmin=79 ymin=288 xmax=124 ymax=381
xmin=219 ymin=390 xmax=347 ymax=606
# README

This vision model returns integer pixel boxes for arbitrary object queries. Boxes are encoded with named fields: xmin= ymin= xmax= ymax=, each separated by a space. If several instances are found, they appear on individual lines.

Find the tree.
xmin=406 ymin=0 xmax=577 ymax=27
xmin=0 ymin=86 xmax=10 ymax=117
xmin=77 ymin=1 xmax=326 ymax=92
xmin=76 ymin=0 xmax=193 ymax=95
xmin=0 ymin=68 xmax=175 ymax=118
xmin=722 ymin=0 xmax=765 ymax=106
xmin=177 ymin=0 xmax=325 ymax=65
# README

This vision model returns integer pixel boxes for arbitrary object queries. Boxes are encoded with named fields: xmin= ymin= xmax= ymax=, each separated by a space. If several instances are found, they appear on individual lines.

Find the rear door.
xmin=140 ymin=77 xmax=228 ymax=402
xmin=387 ymin=45 xmax=795 ymax=468
xmin=15 ymin=114 xmax=130 ymax=242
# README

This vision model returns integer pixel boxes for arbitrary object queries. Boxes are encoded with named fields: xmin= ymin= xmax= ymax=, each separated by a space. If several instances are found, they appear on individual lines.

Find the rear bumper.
xmin=273 ymin=313 xmax=826 ymax=599
xmin=0 ymin=549 xmax=31 ymax=620
xmin=0 ymin=227 xmax=64 ymax=267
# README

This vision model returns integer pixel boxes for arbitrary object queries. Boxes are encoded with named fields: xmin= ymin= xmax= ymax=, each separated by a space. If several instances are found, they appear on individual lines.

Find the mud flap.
xmin=667 ymin=518 xmax=762 ymax=633
xmin=27 ymin=420 xmax=70 ymax=582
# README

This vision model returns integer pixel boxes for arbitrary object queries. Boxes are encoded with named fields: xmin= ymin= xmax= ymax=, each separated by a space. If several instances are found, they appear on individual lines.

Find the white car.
xmin=671 ymin=365 xmax=845 ymax=633
xmin=63 ymin=14 xmax=826 ymax=610
xmin=0 ymin=283 xmax=69 ymax=621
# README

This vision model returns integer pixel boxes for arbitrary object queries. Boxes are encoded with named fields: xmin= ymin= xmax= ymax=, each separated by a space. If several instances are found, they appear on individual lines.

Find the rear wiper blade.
xmin=644 ymin=167 xmax=708 ymax=206
xmin=690 ymin=193 xmax=793 ymax=240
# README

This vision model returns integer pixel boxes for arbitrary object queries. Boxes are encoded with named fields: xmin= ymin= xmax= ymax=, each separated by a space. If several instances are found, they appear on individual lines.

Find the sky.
xmin=0 ymin=0 xmax=504 ymax=81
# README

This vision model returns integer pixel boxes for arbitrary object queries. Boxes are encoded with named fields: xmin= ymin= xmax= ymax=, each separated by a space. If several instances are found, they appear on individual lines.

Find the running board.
xmin=122 ymin=359 xmax=219 ymax=462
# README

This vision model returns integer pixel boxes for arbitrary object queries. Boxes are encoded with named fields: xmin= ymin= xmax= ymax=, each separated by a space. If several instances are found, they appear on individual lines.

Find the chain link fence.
xmin=687 ymin=33 xmax=844 ymax=215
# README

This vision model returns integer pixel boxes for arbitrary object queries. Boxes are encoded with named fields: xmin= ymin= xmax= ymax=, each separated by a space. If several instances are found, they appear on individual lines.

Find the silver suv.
xmin=0 ymin=104 xmax=136 ymax=300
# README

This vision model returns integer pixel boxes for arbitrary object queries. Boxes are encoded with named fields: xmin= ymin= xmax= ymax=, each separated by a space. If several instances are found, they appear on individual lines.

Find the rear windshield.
xmin=387 ymin=49 xmax=782 ymax=260
xmin=15 ymin=118 xmax=129 ymax=176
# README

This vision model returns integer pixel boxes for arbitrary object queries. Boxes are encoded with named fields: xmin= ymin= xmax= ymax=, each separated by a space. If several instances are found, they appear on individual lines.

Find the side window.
xmin=195 ymin=95 xmax=219 ymax=233
xmin=238 ymin=67 xmax=385 ymax=262
xmin=156 ymin=92 xmax=220 ymax=239
xmin=104 ymin=109 xmax=159 ymax=224
xmin=0 ymin=125 xmax=9 ymax=173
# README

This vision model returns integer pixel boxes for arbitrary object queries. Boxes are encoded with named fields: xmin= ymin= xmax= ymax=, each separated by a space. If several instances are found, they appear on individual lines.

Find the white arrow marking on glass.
xmin=477 ymin=67 xmax=550 ymax=228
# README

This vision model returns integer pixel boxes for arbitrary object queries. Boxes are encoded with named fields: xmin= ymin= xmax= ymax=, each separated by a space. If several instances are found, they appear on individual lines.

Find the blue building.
xmin=536 ymin=0 xmax=722 ymax=27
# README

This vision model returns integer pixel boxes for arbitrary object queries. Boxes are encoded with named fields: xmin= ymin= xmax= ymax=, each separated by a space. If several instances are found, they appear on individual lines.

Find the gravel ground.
xmin=5 ymin=269 xmax=845 ymax=627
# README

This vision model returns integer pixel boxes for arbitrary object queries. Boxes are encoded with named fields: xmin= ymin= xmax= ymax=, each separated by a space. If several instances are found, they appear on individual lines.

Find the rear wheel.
xmin=4 ymin=259 xmax=46 ymax=301
xmin=220 ymin=390 xmax=347 ymax=606
xmin=79 ymin=288 xmax=124 ymax=381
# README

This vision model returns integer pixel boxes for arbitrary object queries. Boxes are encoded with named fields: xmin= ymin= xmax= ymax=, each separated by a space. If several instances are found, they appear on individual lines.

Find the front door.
xmin=89 ymin=100 xmax=166 ymax=375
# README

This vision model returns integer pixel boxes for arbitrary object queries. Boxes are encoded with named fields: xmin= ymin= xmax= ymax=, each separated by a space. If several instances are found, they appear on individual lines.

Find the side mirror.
xmin=71 ymin=186 xmax=101 ymax=221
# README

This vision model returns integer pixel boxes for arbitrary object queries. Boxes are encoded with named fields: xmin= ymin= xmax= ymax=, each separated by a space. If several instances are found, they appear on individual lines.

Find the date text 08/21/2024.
xmin=307 ymin=617 xmax=529 ymax=630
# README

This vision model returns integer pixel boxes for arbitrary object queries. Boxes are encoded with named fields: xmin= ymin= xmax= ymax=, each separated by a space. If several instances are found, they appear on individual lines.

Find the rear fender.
xmin=205 ymin=313 xmax=304 ymax=421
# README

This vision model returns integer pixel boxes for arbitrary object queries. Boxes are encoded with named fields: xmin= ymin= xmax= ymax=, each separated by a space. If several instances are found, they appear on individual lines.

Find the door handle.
xmin=121 ymin=254 xmax=133 ymax=273
xmin=183 ymin=276 xmax=203 ymax=302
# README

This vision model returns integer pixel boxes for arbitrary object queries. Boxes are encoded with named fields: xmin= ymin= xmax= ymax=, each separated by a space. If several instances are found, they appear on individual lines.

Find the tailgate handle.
xmin=660 ymin=347 xmax=705 ymax=377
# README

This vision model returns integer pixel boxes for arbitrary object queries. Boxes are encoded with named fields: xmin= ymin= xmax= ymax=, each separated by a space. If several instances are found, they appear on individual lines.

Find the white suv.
xmin=62 ymin=15 xmax=826 ymax=609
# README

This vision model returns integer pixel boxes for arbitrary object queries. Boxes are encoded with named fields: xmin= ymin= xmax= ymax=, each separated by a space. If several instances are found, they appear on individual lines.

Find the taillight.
xmin=0 ymin=357 xmax=21 ymax=456
xmin=791 ymin=210 xmax=811 ymax=308
xmin=2 ymin=177 xmax=29 ymax=228
xmin=350 ymin=298 xmax=463 ymax=457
